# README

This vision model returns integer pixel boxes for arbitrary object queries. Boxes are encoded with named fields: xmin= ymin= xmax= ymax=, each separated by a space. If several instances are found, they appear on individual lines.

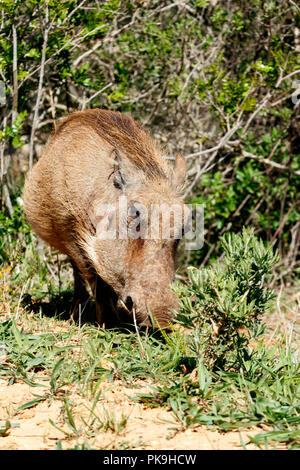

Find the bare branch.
xmin=73 ymin=10 xmax=140 ymax=68
xmin=242 ymin=151 xmax=300 ymax=176
xmin=12 ymin=22 xmax=18 ymax=121
xmin=81 ymin=82 xmax=113 ymax=110
xmin=29 ymin=4 xmax=49 ymax=171
xmin=20 ymin=23 xmax=108 ymax=88
xmin=0 ymin=115 xmax=7 ymax=185
xmin=275 ymin=68 xmax=300 ymax=87
xmin=185 ymin=120 xmax=242 ymax=160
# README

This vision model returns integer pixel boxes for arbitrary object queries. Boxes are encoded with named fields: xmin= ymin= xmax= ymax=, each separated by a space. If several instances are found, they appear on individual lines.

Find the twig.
xmin=275 ymin=68 xmax=300 ymax=87
xmin=288 ymin=0 xmax=300 ymax=11
xmin=271 ymin=203 xmax=298 ymax=244
xmin=2 ymin=184 xmax=14 ymax=217
xmin=20 ymin=24 xmax=107 ymax=88
xmin=81 ymin=82 xmax=113 ymax=110
xmin=73 ymin=11 xmax=140 ymax=68
xmin=241 ymin=92 xmax=271 ymax=137
xmin=0 ymin=115 xmax=7 ymax=182
xmin=48 ymin=86 xmax=56 ymax=129
xmin=185 ymin=120 xmax=242 ymax=160
xmin=61 ymin=0 xmax=87 ymax=25
xmin=28 ymin=4 xmax=49 ymax=171
xmin=242 ymin=151 xmax=300 ymax=176
xmin=183 ymin=120 xmax=242 ymax=198
xmin=12 ymin=22 xmax=18 ymax=121
xmin=0 ymin=115 xmax=14 ymax=217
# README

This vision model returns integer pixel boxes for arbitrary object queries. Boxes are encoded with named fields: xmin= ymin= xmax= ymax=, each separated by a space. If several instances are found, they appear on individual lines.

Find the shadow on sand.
xmin=22 ymin=291 xmax=169 ymax=340
xmin=21 ymin=290 xmax=97 ymax=324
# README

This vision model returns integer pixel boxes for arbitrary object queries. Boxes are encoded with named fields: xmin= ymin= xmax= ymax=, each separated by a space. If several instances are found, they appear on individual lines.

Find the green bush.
xmin=175 ymin=228 xmax=279 ymax=370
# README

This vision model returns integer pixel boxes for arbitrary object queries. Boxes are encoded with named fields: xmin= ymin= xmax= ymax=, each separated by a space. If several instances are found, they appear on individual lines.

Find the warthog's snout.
xmin=121 ymin=289 xmax=178 ymax=328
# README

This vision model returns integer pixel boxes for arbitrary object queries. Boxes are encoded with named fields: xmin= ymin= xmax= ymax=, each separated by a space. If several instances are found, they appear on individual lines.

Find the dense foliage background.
xmin=0 ymin=1 xmax=300 ymax=450
xmin=1 ymin=0 xmax=299 ymax=280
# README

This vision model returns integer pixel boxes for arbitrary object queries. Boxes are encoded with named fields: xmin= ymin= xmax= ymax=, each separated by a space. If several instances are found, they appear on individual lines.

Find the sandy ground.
xmin=1 ymin=286 xmax=298 ymax=450
xmin=0 ymin=375 xmax=265 ymax=450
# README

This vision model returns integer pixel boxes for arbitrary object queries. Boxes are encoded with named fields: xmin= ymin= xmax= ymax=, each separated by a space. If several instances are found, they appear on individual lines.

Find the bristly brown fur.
xmin=54 ymin=109 xmax=167 ymax=179
xmin=23 ymin=109 xmax=186 ymax=328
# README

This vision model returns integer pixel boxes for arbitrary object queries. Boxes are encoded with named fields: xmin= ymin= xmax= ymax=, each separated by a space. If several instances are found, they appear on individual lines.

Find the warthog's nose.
xmin=124 ymin=296 xmax=134 ymax=311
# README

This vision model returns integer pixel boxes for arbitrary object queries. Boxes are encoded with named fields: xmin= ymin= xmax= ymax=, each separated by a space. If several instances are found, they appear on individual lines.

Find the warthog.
xmin=23 ymin=109 xmax=186 ymax=328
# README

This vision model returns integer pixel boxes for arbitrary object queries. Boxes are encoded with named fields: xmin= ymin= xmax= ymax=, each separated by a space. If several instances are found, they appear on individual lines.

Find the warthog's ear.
xmin=173 ymin=153 xmax=186 ymax=191
xmin=113 ymin=148 xmax=127 ymax=191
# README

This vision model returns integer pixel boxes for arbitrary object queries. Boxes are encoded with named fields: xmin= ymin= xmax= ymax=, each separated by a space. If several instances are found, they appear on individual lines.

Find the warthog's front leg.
xmin=89 ymin=275 xmax=119 ymax=328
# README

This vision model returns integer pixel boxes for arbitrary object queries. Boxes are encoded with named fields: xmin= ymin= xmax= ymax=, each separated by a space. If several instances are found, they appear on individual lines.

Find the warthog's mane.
xmin=54 ymin=109 xmax=168 ymax=180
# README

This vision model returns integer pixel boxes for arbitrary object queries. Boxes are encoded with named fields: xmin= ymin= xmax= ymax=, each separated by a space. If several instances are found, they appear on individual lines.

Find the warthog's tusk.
xmin=119 ymin=298 xmax=132 ymax=314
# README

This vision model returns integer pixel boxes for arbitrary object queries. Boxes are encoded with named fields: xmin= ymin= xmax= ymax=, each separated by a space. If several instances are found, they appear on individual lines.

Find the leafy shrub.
xmin=175 ymin=228 xmax=279 ymax=370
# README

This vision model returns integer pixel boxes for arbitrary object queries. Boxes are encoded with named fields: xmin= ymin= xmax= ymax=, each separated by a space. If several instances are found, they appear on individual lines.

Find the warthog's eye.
xmin=113 ymin=178 xmax=123 ymax=190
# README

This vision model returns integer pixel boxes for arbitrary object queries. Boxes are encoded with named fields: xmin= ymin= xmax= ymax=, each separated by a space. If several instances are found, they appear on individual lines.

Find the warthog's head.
xmin=84 ymin=151 xmax=187 ymax=328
